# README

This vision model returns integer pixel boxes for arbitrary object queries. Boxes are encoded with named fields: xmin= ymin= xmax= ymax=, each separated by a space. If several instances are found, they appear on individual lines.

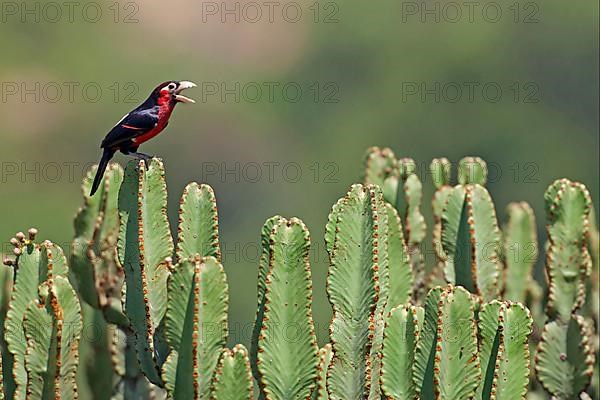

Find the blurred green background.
xmin=0 ymin=0 xmax=598 ymax=348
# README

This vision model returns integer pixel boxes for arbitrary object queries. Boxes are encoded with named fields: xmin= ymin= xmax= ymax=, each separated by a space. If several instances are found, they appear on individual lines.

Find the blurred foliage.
xmin=0 ymin=0 xmax=597 ymax=349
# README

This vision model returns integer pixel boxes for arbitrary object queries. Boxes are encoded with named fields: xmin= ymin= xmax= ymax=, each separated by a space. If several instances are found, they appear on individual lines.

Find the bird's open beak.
xmin=175 ymin=81 xmax=197 ymax=103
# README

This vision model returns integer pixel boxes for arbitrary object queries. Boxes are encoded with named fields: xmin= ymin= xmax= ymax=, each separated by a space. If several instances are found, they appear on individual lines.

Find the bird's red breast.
xmin=132 ymin=91 xmax=174 ymax=145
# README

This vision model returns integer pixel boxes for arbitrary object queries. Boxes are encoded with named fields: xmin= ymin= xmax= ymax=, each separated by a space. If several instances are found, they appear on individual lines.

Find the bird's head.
xmin=153 ymin=80 xmax=197 ymax=104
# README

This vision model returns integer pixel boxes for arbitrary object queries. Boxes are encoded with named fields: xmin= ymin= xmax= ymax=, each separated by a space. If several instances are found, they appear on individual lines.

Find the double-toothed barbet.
xmin=89 ymin=80 xmax=196 ymax=196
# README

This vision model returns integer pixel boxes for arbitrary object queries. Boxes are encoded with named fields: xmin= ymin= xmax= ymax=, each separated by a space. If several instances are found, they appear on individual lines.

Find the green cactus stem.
xmin=211 ymin=345 xmax=253 ymax=400
xmin=162 ymin=256 xmax=228 ymax=400
xmin=412 ymin=286 xmax=481 ymax=399
xmin=71 ymin=163 xmax=126 ymax=326
xmin=381 ymin=305 xmax=423 ymax=399
xmin=312 ymin=344 xmax=333 ymax=400
xmin=430 ymin=158 xmax=453 ymax=287
xmin=433 ymin=286 xmax=481 ymax=399
xmin=250 ymin=215 xmax=280 ymax=384
xmin=535 ymin=179 xmax=596 ymax=399
xmin=23 ymin=275 xmax=82 ymax=400
xmin=4 ymin=234 xmax=68 ymax=400
xmin=386 ymin=204 xmax=413 ymax=309
xmin=477 ymin=300 xmax=533 ymax=399
xmin=363 ymin=146 xmax=396 ymax=189
xmin=390 ymin=159 xmax=427 ymax=281
xmin=502 ymin=202 xmax=538 ymax=303
xmin=256 ymin=217 xmax=318 ymax=400
xmin=325 ymin=184 xmax=388 ymax=400
xmin=543 ymin=178 xmax=592 ymax=322
xmin=458 ymin=156 xmax=487 ymax=185
xmin=535 ymin=315 xmax=595 ymax=398
xmin=118 ymin=159 xmax=174 ymax=384
xmin=441 ymin=184 xmax=501 ymax=301
xmin=176 ymin=183 xmax=221 ymax=262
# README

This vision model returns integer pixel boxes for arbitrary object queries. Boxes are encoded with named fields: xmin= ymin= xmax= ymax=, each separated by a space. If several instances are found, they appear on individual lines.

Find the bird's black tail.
xmin=90 ymin=148 xmax=115 ymax=196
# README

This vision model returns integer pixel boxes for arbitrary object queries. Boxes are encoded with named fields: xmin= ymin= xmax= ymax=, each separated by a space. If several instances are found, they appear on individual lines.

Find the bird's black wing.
xmin=101 ymin=107 xmax=159 ymax=149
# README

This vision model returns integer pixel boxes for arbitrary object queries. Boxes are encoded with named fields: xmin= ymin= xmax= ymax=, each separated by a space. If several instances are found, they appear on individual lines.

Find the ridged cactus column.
xmin=430 ymin=158 xmax=452 ymax=286
xmin=381 ymin=285 xmax=533 ymax=400
xmin=476 ymin=300 xmax=532 ymax=399
xmin=441 ymin=183 xmax=501 ymax=301
xmin=3 ymin=232 xmax=81 ymax=400
xmin=364 ymin=147 xmax=425 ymax=299
xmin=412 ymin=286 xmax=481 ymax=399
xmin=254 ymin=217 xmax=318 ymax=399
xmin=161 ymin=183 xmax=227 ymax=399
xmin=23 ymin=275 xmax=82 ymax=399
xmin=381 ymin=305 xmax=423 ymax=399
xmin=312 ymin=344 xmax=333 ymax=400
xmin=118 ymin=159 xmax=173 ymax=385
xmin=535 ymin=179 xmax=596 ymax=399
xmin=211 ymin=345 xmax=253 ymax=400
xmin=325 ymin=184 xmax=388 ymax=400
xmin=71 ymin=163 xmax=125 ymax=325
xmin=162 ymin=256 xmax=228 ymax=399
xmin=501 ymin=202 xmax=538 ymax=303
xmin=118 ymin=158 xmax=229 ymax=397
xmin=386 ymin=204 xmax=413 ymax=309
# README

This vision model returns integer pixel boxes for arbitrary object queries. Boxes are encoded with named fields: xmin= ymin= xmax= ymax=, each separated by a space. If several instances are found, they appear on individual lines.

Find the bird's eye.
xmin=168 ymin=83 xmax=176 ymax=90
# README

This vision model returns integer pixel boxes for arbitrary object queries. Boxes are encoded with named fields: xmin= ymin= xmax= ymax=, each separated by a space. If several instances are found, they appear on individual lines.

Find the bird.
xmin=89 ymin=80 xmax=196 ymax=196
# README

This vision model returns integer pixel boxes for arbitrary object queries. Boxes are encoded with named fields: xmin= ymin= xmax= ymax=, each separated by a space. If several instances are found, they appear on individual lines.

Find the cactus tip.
xmin=3 ymin=258 xmax=13 ymax=266
xmin=13 ymin=247 xmax=22 ymax=256
xmin=15 ymin=231 xmax=25 ymax=242
xmin=28 ymin=228 xmax=38 ymax=240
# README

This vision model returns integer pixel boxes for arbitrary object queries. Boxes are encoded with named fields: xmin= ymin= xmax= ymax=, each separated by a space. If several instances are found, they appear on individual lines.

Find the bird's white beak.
xmin=175 ymin=81 xmax=197 ymax=103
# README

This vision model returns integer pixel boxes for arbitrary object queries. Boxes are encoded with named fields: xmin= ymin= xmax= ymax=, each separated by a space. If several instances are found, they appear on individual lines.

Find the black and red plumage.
xmin=89 ymin=80 xmax=196 ymax=196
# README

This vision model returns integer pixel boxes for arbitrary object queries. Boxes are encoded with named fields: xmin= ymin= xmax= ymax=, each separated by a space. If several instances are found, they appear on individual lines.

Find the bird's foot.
xmin=129 ymin=152 xmax=153 ymax=169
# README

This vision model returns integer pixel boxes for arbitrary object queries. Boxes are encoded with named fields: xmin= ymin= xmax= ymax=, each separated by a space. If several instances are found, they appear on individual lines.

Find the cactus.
xmin=502 ymin=202 xmax=538 ymax=303
xmin=441 ymin=184 xmax=501 ymax=301
xmin=4 ymin=233 xmax=70 ymax=400
xmin=430 ymin=158 xmax=453 ymax=287
xmin=255 ymin=217 xmax=318 ymax=399
xmin=161 ymin=182 xmax=227 ymax=400
xmin=325 ymin=184 xmax=389 ymax=400
xmin=364 ymin=148 xmax=426 ymax=301
xmin=536 ymin=315 xmax=595 ymax=399
xmin=1 ymin=153 xmax=599 ymax=400
xmin=458 ymin=156 xmax=487 ymax=185
xmin=71 ymin=163 xmax=125 ymax=326
xmin=250 ymin=215 xmax=280 ymax=383
xmin=381 ymin=305 xmax=423 ymax=399
xmin=386 ymin=204 xmax=413 ymax=309
xmin=312 ymin=344 xmax=333 ymax=400
xmin=211 ymin=345 xmax=253 ymax=400
xmin=535 ymin=179 xmax=596 ymax=399
xmin=382 ymin=286 xmax=533 ymax=400
xmin=476 ymin=300 xmax=532 ymax=399
xmin=542 ymin=179 xmax=592 ymax=322
xmin=162 ymin=256 xmax=228 ymax=399
xmin=118 ymin=158 xmax=230 ymax=398
xmin=23 ymin=275 xmax=82 ymax=399
xmin=117 ymin=159 xmax=173 ymax=384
